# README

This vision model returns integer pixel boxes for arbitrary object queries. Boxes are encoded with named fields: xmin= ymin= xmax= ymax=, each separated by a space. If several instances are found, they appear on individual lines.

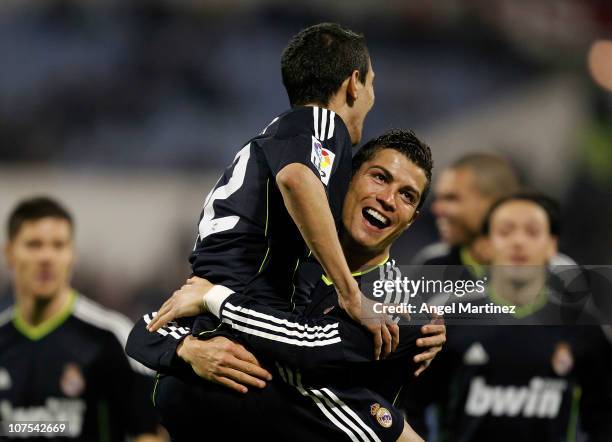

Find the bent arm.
xmin=276 ymin=163 xmax=358 ymax=301
xmin=206 ymin=286 xmax=402 ymax=370
xmin=126 ymin=313 xmax=192 ymax=373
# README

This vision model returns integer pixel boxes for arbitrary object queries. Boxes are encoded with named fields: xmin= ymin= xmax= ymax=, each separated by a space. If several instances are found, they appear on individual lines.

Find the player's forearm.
xmin=126 ymin=314 xmax=190 ymax=372
xmin=276 ymin=164 xmax=358 ymax=298
xmin=206 ymin=289 xmax=370 ymax=368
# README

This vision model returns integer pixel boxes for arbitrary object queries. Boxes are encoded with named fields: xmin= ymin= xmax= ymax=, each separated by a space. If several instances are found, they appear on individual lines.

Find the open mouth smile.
xmin=362 ymin=207 xmax=390 ymax=229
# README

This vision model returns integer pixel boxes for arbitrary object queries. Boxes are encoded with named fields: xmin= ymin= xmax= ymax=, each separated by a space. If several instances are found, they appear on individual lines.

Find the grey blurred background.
xmin=1 ymin=0 xmax=611 ymax=320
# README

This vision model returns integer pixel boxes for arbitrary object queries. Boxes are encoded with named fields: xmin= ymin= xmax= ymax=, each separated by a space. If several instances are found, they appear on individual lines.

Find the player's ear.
xmin=346 ymin=70 xmax=360 ymax=106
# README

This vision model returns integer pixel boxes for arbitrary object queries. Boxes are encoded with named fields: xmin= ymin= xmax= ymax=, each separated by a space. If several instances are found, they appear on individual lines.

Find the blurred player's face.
xmin=343 ymin=148 xmax=427 ymax=254
xmin=488 ymin=200 xmax=557 ymax=268
xmin=431 ymin=167 xmax=491 ymax=247
xmin=5 ymin=217 xmax=74 ymax=301
xmin=345 ymin=59 xmax=375 ymax=145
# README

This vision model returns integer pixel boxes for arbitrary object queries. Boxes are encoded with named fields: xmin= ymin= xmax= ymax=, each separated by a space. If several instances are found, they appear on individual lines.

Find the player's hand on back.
xmin=176 ymin=336 xmax=273 ymax=394
xmin=147 ymin=277 xmax=213 ymax=332
xmin=413 ymin=315 xmax=446 ymax=377
xmin=338 ymin=289 xmax=399 ymax=361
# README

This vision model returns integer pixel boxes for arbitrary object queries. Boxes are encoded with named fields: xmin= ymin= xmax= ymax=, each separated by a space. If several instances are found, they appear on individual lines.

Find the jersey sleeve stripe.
xmin=320 ymin=108 xmax=328 ymax=141
xmin=320 ymin=387 xmax=382 ymax=441
xmin=223 ymin=302 xmax=339 ymax=333
xmin=221 ymin=308 xmax=339 ymax=340
xmin=221 ymin=319 xmax=341 ymax=347
xmin=310 ymin=387 xmax=375 ymax=442
xmin=327 ymin=111 xmax=335 ymax=140
xmin=286 ymin=368 xmax=373 ymax=442
xmin=314 ymin=106 xmax=320 ymax=139
xmin=143 ymin=313 xmax=190 ymax=340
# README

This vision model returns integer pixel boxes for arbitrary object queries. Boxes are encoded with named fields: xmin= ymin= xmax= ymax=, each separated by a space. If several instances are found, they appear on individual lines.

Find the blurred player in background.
xmin=0 ymin=197 xmax=163 ymax=441
xmin=413 ymin=153 xmax=520 ymax=271
xmin=414 ymin=153 xmax=576 ymax=272
xmin=402 ymin=192 xmax=612 ymax=441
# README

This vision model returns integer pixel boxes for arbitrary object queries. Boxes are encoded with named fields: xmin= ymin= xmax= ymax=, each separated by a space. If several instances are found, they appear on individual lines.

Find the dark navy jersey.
xmin=0 ymin=292 xmax=159 ymax=441
xmin=401 ymin=295 xmax=612 ymax=442
xmin=127 ymin=262 xmax=423 ymax=441
xmin=189 ymin=106 xmax=352 ymax=311
xmin=127 ymin=262 xmax=423 ymax=404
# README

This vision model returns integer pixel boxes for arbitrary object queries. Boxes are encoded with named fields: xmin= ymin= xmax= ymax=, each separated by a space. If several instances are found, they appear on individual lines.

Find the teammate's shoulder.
xmin=274 ymin=106 xmax=339 ymax=142
xmin=72 ymin=294 xmax=153 ymax=375
xmin=412 ymin=242 xmax=453 ymax=265
xmin=0 ymin=305 xmax=14 ymax=330
xmin=72 ymin=294 xmax=134 ymax=341
xmin=549 ymin=253 xmax=577 ymax=267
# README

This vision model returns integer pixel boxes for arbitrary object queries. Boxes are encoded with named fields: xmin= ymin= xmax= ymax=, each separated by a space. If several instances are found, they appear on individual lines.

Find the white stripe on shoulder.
xmin=73 ymin=296 xmax=153 ymax=376
xmin=0 ymin=307 xmax=13 ymax=328
xmin=327 ymin=111 xmax=335 ymax=139
xmin=320 ymin=109 xmax=328 ymax=141
xmin=411 ymin=242 xmax=451 ymax=264
xmin=261 ymin=116 xmax=279 ymax=135
xmin=550 ymin=253 xmax=577 ymax=266
xmin=313 ymin=107 xmax=320 ymax=139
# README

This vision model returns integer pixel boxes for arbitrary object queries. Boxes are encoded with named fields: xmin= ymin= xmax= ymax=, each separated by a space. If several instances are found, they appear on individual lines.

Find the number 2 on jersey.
xmin=198 ymin=143 xmax=251 ymax=241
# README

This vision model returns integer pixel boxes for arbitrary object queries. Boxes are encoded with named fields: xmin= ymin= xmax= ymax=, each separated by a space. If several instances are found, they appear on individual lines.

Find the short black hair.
xmin=352 ymin=129 xmax=434 ymax=209
xmin=7 ymin=196 xmax=74 ymax=240
xmin=450 ymin=152 xmax=519 ymax=200
xmin=281 ymin=23 xmax=369 ymax=107
xmin=482 ymin=191 xmax=560 ymax=236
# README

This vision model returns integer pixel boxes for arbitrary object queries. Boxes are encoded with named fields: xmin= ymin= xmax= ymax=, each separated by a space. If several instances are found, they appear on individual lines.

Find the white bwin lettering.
xmin=0 ymin=398 xmax=86 ymax=437
xmin=465 ymin=377 xmax=566 ymax=418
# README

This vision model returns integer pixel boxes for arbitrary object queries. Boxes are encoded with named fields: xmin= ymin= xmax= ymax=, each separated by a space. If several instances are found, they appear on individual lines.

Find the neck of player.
xmin=16 ymin=286 xmax=72 ymax=326
xmin=466 ymin=236 xmax=489 ymax=264
xmin=489 ymin=269 xmax=547 ymax=306
xmin=341 ymin=233 xmax=389 ymax=273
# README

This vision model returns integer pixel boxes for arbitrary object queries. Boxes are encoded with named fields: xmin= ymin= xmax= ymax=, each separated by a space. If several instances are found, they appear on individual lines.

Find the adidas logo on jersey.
xmin=463 ymin=342 xmax=489 ymax=365
xmin=0 ymin=368 xmax=11 ymax=390
xmin=465 ymin=377 xmax=567 ymax=418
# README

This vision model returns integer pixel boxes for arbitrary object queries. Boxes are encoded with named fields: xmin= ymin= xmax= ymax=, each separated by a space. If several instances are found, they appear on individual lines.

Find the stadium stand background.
xmin=1 ymin=0 xmax=611 ymax=318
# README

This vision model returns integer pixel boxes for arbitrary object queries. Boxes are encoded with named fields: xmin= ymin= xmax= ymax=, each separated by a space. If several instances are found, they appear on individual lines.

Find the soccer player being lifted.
xmin=174 ymin=22 xmax=390 ymax=356
xmin=141 ymin=23 xmax=442 ymax=394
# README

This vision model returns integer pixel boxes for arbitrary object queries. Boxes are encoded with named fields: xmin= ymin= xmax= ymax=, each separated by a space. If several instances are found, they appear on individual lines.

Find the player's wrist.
xmin=176 ymin=335 xmax=195 ymax=363
xmin=335 ymin=277 xmax=360 ymax=300
xmin=203 ymin=285 xmax=234 ymax=318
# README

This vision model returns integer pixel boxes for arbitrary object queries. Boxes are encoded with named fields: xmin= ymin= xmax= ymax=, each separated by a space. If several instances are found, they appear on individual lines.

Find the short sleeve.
xmin=261 ymin=107 xmax=343 ymax=187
